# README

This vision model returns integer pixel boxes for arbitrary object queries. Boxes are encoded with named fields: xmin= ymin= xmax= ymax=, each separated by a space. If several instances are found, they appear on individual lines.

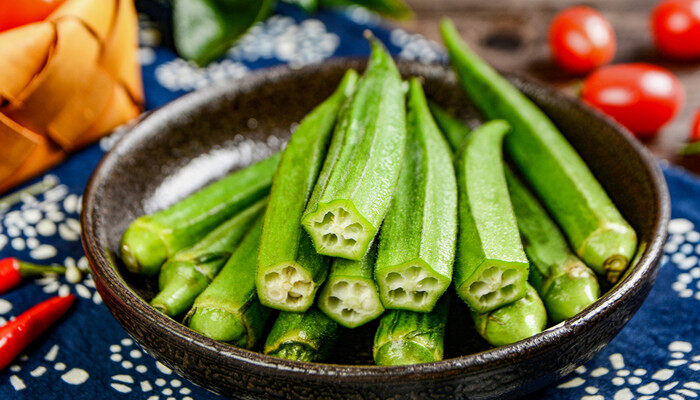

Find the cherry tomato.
xmin=691 ymin=109 xmax=700 ymax=142
xmin=581 ymin=63 xmax=685 ymax=138
xmin=651 ymin=0 xmax=700 ymax=60
xmin=548 ymin=6 xmax=616 ymax=74
xmin=0 ymin=0 xmax=65 ymax=32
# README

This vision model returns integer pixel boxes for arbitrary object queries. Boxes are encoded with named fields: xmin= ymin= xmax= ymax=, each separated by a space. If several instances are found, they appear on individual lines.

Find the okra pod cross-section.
xmin=373 ymin=296 xmax=449 ymax=366
xmin=301 ymin=37 xmax=407 ymax=261
xmin=120 ymin=153 xmax=280 ymax=276
xmin=375 ymin=78 xmax=457 ymax=312
xmin=505 ymin=169 xmax=600 ymax=323
xmin=454 ymin=120 xmax=530 ymax=314
xmin=257 ymin=70 xmax=359 ymax=312
xmin=264 ymin=308 xmax=340 ymax=362
xmin=151 ymin=198 xmax=267 ymax=317
xmin=318 ymin=243 xmax=384 ymax=328
xmin=440 ymin=18 xmax=637 ymax=282
xmin=187 ymin=217 xmax=270 ymax=348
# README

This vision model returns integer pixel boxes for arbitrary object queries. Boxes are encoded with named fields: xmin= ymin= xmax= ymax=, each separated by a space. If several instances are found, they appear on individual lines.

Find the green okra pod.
xmin=318 ymin=243 xmax=384 ymax=328
xmin=375 ymin=78 xmax=457 ymax=312
xmin=302 ymin=37 xmax=407 ymax=261
xmin=120 ymin=153 xmax=280 ymax=276
xmin=454 ymin=120 xmax=530 ymax=313
xmin=373 ymin=296 xmax=449 ymax=366
xmin=257 ymin=70 xmax=359 ymax=312
xmin=440 ymin=18 xmax=637 ymax=283
xmin=264 ymin=308 xmax=340 ymax=362
xmin=505 ymin=169 xmax=600 ymax=323
xmin=427 ymin=100 xmax=471 ymax=153
xmin=471 ymin=283 xmax=547 ymax=347
xmin=151 ymin=198 xmax=267 ymax=317
xmin=187 ymin=217 xmax=270 ymax=348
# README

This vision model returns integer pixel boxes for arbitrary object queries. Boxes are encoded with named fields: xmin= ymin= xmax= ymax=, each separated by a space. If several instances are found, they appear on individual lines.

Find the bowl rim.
xmin=81 ymin=58 xmax=670 ymax=380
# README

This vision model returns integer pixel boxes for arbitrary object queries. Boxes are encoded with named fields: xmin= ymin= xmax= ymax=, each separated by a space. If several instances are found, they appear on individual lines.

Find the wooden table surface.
xmin=400 ymin=0 xmax=700 ymax=175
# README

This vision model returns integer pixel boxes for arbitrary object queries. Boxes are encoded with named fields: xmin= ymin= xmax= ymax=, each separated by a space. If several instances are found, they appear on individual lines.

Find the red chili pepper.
xmin=0 ymin=295 xmax=76 ymax=370
xmin=0 ymin=257 xmax=66 ymax=294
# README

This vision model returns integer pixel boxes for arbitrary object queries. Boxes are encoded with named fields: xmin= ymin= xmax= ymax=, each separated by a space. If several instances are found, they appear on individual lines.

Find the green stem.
xmin=18 ymin=261 xmax=66 ymax=277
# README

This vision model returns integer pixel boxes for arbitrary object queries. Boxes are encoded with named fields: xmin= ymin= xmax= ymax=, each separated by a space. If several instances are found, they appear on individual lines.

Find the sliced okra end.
xmin=319 ymin=278 xmax=384 ymax=328
xmin=258 ymin=262 xmax=316 ymax=311
xmin=302 ymin=200 xmax=374 ymax=260
xmin=377 ymin=261 xmax=448 ymax=312
xmin=457 ymin=262 xmax=528 ymax=313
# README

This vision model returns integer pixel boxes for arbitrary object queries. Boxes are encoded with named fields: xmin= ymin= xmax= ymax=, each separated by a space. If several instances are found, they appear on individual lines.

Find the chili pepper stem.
xmin=18 ymin=261 xmax=67 ymax=276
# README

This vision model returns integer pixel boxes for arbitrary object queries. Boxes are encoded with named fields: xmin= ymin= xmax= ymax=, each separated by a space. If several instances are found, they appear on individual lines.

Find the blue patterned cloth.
xmin=1 ymin=4 xmax=698 ymax=399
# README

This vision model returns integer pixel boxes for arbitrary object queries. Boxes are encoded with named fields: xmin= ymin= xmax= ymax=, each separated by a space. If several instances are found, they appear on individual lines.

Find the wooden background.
xmin=400 ymin=0 xmax=700 ymax=174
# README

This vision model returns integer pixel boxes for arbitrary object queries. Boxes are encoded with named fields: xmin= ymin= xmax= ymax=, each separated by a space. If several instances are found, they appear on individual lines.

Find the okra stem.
xmin=454 ymin=120 xmax=530 ymax=313
xmin=120 ymin=153 xmax=280 ymax=276
xmin=471 ymin=283 xmax=547 ymax=347
xmin=505 ymin=169 xmax=600 ymax=322
xmin=375 ymin=78 xmax=457 ymax=312
xmin=257 ymin=70 xmax=358 ymax=312
xmin=302 ymin=37 xmax=407 ymax=261
xmin=151 ymin=198 xmax=266 ymax=317
xmin=318 ymin=243 xmax=384 ymax=328
xmin=373 ymin=296 xmax=449 ymax=366
xmin=264 ymin=308 xmax=340 ymax=362
xmin=187 ymin=217 xmax=270 ymax=348
xmin=440 ymin=18 xmax=637 ymax=282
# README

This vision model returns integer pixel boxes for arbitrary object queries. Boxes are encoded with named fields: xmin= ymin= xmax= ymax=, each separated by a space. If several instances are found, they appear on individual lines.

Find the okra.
xmin=152 ymin=198 xmax=267 ymax=317
xmin=427 ymin=100 xmax=471 ymax=153
xmin=454 ymin=120 xmax=529 ymax=313
xmin=301 ymin=37 xmax=407 ymax=261
xmin=505 ymin=169 xmax=600 ymax=323
xmin=187 ymin=217 xmax=270 ymax=348
xmin=318 ymin=243 xmax=384 ymax=328
xmin=120 ymin=153 xmax=280 ymax=276
xmin=257 ymin=70 xmax=359 ymax=312
xmin=471 ymin=283 xmax=547 ymax=347
xmin=373 ymin=296 xmax=448 ymax=366
xmin=264 ymin=308 xmax=340 ymax=362
xmin=440 ymin=19 xmax=637 ymax=282
xmin=375 ymin=78 xmax=457 ymax=312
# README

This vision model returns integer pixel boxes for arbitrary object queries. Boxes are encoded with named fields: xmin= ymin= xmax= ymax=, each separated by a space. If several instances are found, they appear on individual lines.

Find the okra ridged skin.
xmin=427 ymin=100 xmax=471 ymax=153
xmin=454 ymin=120 xmax=530 ymax=314
xmin=264 ymin=308 xmax=340 ymax=362
xmin=120 ymin=153 xmax=280 ymax=276
xmin=471 ymin=283 xmax=547 ymax=347
xmin=318 ymin=243 xmax=384 ymax=328
xmin=187 ymin=218 xmax=270 ymax=348
xmin=505 ymin=169 xmax=600 ymax=323
xmin=301 ymin=38 xmax=407 ymax=261
xmin=257 ymin=70 xmax=359 ymax=313
xmin=151 ymin=198 xmax=267 ymax=317
xmin=375 ymin=78 xmax=457 ymax=312
xmin=373 ymin=297 xmax=448 ymax=366
xmin=440 ymin=19 xmax=637 ymax=282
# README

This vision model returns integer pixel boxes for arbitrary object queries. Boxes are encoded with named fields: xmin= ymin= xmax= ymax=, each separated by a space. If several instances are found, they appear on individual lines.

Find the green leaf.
xmin=281 ymin=0 xmax=319 ymax=13
xmin=173 ymin=0 xmax=276 ymax=66
xmin=320 ymin=0 xmax=413 ymax=19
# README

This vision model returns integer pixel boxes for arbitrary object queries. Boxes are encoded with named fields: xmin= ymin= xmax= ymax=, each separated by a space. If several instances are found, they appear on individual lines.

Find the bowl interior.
xmin=83 ymin=59 xmax=667 ymax=370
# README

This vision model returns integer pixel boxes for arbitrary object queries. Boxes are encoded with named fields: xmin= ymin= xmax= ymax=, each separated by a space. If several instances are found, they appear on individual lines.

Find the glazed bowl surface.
xmin=81 ymin=59 xmax=670 ymax=400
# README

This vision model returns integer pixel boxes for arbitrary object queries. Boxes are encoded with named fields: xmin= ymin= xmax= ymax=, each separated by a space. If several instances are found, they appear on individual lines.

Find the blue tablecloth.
xmin=1 ymin=4 xmax=698 ymax=399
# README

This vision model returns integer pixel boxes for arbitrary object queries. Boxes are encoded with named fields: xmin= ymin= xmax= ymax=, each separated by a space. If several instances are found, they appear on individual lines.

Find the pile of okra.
xmin=119 ymin=20 xmax=637 ymax=366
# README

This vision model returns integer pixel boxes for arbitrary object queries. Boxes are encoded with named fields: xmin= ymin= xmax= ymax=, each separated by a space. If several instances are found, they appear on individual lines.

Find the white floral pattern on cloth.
xmin=390 ymin=28 xmax=445 ymax=64
xmin=0 ymin=178 xmax=81 ymax=259
xmin=6 ymin=345 xmax=90 ymax=392
xmin=35 ymin=256 xmax=102 ymax=304
xmin=663 ymin=218 xmax=700 ymax=300
xmin=155 ymin=58 xmax=250 ymax=92
xmin=109 ymin=337 xmax=195 ymax=400
xmin=557 ymin=341 xmax=700 ymax=400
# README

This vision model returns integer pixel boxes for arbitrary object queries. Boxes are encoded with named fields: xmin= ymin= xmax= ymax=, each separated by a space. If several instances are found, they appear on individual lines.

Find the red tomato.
xmin=548 ymin=6 xmax=616 ymax=74
xmin=581 ymin=63 xmax=685 ymax=138
xmin=0 ymin=0 xmax=65 ymax=32
xmin=652 ymin=0 xmax=700 ymax=60
xmin=691 ymin=109 xmax=700 ymax=142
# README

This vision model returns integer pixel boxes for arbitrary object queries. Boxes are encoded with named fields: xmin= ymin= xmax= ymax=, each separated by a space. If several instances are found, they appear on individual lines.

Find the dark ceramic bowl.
xmin=81 ymin=59 xmax=670 ymax=400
